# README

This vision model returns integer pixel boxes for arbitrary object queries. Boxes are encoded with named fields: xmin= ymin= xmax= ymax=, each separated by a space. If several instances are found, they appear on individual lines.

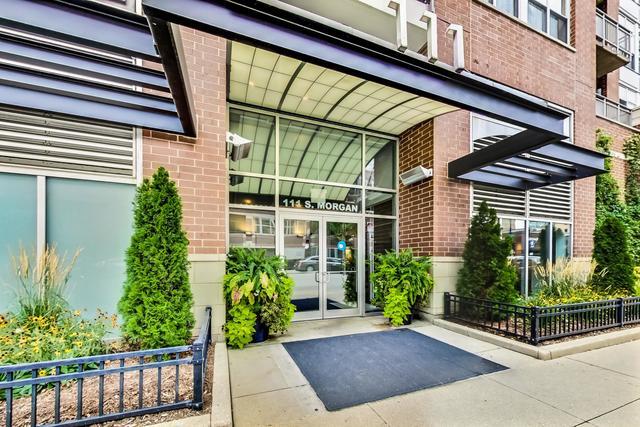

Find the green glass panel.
xmin=365 ymin=137 xmax=396 ymax=189
xmin=228 ymin=109 xmax=276 ymax=175
xmin=46 ymin=178 xmax=134 ymax=318
xmin=0 ymin=173 xmax=37 ymax=313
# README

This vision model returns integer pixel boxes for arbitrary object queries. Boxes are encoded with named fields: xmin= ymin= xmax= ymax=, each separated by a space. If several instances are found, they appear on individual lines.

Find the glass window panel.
xmin=326 ymin=221 xmax=358 ymax=310
xmin=228 ymin=109 xmax=276 ymax=175
xmin=553 ymin=223 xmax=571 ymax=262
xmin=495 ymin=0 xmax=517 ymax=16
xmin=0 ymin=173 xmax=37 ymax=313
xmin=283 ymin=219 xmax=320 ymax=312
xmin=365 ymin=136 xmax=396 ymax=189
xmin=279 ymin=181 xmax=362 ymax=213
xmin=548 ymin=0 xmax=566 ymax=15
xmin=279 ymin=118 xmax=362 ymax=185
xmin=229 ymin=175 xmax=275 ymax=207
xmin=365 ymin=218 xmax=396 ymax=312
xmin=501 ymin=218 xmax=526 ymax=296
xmin=528 ymin=221 xmax=552 ymax=296
xmin=471 ymin=116 xmax=521 ymax=142
xmin=550 ymin=12 xmax=568 ymax=42
xmin=365 ymin=190 xmax=395 ymax=216
xmin=528 ymin=1 xmax=547 ymax=33
xmin=46 ymin=178 xmax=134 ymax=317
xmin=229 ymin=210 xmax=276 ymax=254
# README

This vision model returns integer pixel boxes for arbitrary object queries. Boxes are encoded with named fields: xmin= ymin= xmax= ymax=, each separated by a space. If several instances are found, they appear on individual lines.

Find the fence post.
xmin=617 ymin=298 xmax=624 ymax=327
xmin=530 ymin=306 xmax=540 ymax=345
xmin=192 ymin=340 xmax=204 ymax=410
xmin=444 ymin=292 xmax=451 ymax=318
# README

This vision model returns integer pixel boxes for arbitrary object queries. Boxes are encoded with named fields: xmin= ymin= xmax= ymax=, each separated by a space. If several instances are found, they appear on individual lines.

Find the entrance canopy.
xmin=0 ymin=0 xmax=606 ymax=189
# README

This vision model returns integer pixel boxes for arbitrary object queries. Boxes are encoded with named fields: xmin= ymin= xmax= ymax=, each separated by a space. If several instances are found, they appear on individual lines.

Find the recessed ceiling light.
xmin=303 ymin=95 xmax=309 ymax=101
xmin=249 ymin=81 xmax=255 ymax=86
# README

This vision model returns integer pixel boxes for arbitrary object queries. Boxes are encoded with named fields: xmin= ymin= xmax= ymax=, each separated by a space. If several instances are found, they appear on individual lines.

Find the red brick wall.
xmin=404 ymin=0 xmax=599 ymax=258
xmin=398 ymin=120 xmax=434 ymax=256
xmin=143 ymin=29 xmax=228 ymax=255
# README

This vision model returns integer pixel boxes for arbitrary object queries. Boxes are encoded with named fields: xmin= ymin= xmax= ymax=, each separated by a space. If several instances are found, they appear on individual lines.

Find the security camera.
xmin=226 ymin=132 xmax=252 ymax=161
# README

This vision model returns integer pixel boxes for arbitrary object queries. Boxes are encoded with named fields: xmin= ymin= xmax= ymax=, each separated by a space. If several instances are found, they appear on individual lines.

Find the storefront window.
xmin=365 ymin=136 xmax=396 ymax=189
xmin=229 ymin=210 xmax=276 ymax=254
xmin=501 ymin=218 xmax=526 ymax=295
xmin=228 ymin=109 xmax=276 ymax=175
xmin=365 ymin=218 xmax=396 ymax=312
xmin=0 ymin=173 xmax=37 ymax=313
xmin=553 ymin=223 xmax=571 ymax=262
xmin=528 ymin=221 xmax=552 ymax=295
xmin=279 ymin=118 xmax=362 ymax=185
xmin=46 ymin=178 xmax=134 ymax=317
xmin=229 ymin=175 xmax=275 ymax=207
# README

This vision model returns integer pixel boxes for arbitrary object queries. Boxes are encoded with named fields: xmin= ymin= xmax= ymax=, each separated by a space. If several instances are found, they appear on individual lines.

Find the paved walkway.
xmin=228 ymin=317 xmax=640 ymax=426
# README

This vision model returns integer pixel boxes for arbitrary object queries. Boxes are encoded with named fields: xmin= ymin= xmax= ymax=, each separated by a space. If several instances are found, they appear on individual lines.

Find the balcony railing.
xmin=596 ymin=93 xmax=632 ymax=126
xmin=596 ymin=8 xmax=632 ymax=58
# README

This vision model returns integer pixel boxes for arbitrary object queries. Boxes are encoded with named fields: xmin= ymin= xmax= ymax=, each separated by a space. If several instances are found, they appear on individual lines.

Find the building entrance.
xmin=279 ymin=213 xmax=363 ymax=320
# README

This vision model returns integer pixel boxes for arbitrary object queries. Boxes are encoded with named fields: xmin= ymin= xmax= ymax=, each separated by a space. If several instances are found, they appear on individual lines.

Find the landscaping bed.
xmin=0 ymin=346 xmax=214 ymax=427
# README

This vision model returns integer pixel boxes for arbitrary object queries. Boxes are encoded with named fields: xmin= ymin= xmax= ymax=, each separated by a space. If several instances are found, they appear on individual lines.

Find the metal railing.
xmin=596 ymin=8 xmax=632 ymax=58
xmin=596 ymin=93 xmax=632 ymax=125
xmin=444 ymin=293 xmax=640 ymax=345
xmin=0 ymin=306 xmax=212 ymax=427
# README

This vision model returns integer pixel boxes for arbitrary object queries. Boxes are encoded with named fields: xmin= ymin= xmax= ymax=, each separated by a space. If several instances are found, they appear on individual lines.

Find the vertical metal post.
xmin=192 ymin=341 xmax=204 ymax=410
xmin=444 ymin=292 xmax=451 ymax=318
xmin=617 ymin=298 xmax=624 ymax=327
xmin=6 ymin=371 xmax=13 ymax=427
xmin=531 ymin=306 xmax=540 ymax=345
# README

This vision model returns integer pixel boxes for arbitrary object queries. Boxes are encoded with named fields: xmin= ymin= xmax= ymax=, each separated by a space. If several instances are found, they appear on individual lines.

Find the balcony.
xmin=596 ymin=8 xmax=632 ymax=78
xmin=596 ymin=93 xmax=632 ymax=126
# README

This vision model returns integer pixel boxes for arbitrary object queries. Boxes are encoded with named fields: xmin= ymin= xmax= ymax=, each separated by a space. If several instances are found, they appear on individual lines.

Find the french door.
xmin=279 ymin=213 xmax=363 ymax=320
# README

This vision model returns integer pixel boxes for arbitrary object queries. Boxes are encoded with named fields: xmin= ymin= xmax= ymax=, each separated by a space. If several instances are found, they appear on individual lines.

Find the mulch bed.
xmin=0 ymin=346 xmax=214 ymax=427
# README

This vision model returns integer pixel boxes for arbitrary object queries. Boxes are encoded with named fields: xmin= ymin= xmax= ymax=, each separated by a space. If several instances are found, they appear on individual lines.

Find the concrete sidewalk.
xmin=229 ymin=317 xmax=640 ymax=426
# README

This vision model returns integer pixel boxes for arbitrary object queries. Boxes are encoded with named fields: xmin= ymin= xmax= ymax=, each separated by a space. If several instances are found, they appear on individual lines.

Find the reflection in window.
xmin=365 ymin=218 xmax=396 ymax=312
xmin=501 ymin=218 xmax=526 ymax=295
xmin=228 ymin=109 xmax=276 ymax=175
xmin=229 ymin=175 xmax=275 ymax=207
xmin=279 ymin=118 xmax=362 ymax=185
xmin=528 ymin=221 xmax=552 ymax=295
xmin=279 ymin=181 xmax=362 ymax=213
xmin=229 ymin=210 xmax=276 ymax=254
xmin=365 ymin=137 xmax=396 ymax=189
xmin=365 ymin=190 xmax=395 ymax=216
xmin=553 ymin=223 xmax=571 ymax=262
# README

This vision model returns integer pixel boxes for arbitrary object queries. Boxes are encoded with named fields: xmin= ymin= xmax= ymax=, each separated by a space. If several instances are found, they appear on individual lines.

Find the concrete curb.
xmin=211 ymin=342 xmax=233 ymax=427
xmin=432 ymin=319 xmax=640 ymax=360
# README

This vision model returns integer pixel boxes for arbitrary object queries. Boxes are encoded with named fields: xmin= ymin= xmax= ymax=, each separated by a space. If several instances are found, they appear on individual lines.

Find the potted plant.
xmin=223 ymin=248 xmax=296 ymax=348
xmin=371 ymin=249 xmax=434 ymax=326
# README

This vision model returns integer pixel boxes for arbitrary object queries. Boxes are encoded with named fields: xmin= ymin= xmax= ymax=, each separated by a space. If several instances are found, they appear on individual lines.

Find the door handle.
xmin=315 ymin=271 xmax=320 ymax=283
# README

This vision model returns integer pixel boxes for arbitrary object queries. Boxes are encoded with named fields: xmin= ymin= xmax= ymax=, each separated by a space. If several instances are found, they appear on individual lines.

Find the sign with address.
xmin=280 ymin=197 xmax=360 ymax=213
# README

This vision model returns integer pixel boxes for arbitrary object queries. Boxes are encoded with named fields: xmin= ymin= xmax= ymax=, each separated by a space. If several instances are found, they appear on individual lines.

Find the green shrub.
xmin=593 ymin=215 xmax=636 ymax=294
xmin=224 ymin=304 xmax=256 ymax=349
xmin=383 ymin=288 xmax=411 ymax=327
xmin=370 ymin=249 xmax=433 ymax=325
xmin=624 ymin=133 xmax=640 ymax=207
xmin=223 ymin=248 xmax=295 ymax=348
xmin=10 ymin=246 xmax=79 ymax=320
xmin=596 ymin=130 xmax=624 ymax=219
xmin=457 ymin=201 xmax=519 ymax=303
xmin=119 ymin=167 xmax=194 ymax=349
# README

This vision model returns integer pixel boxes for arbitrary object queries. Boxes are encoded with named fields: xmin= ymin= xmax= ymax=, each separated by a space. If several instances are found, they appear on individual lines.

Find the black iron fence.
xmin=0 ymin=306 xmax=212 ymax=427
xmin=444 ymin=293 xmax=640 ymax=344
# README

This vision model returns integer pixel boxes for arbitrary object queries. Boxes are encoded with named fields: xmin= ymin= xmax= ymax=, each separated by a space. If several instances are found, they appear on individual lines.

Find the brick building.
xmin=0 ymin=0 xmax=631 ymax=338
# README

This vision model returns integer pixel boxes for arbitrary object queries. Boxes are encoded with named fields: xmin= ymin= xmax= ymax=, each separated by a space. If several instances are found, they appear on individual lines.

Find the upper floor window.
xmin=484 ymin=0 xmax=570 ymax=43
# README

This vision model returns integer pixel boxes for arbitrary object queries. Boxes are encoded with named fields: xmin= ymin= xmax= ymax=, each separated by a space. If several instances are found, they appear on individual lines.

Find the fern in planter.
xmin=371 ymin=249 xmax=433 ymax=325
xmin=223 ymin=248 xmax=295 ymax=348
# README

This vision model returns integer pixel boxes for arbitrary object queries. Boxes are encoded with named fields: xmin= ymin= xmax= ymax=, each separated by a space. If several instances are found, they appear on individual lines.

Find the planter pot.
xmin=252 ymin=319 xmax=269 ymax=343
xmin=402 ymin=312 xmax=413 ymax=326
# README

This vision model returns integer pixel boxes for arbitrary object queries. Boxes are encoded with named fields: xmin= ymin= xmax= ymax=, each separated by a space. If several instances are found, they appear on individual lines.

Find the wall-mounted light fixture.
xmin=226 ymin=132 xmax=252 ymax=161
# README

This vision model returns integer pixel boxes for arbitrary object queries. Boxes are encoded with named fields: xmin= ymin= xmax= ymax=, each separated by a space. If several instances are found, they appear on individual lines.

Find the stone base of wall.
xmin=418 ymin=256 xmax=463 ymax=317
xmin=189 ymin=253 xmax=226 ymax=342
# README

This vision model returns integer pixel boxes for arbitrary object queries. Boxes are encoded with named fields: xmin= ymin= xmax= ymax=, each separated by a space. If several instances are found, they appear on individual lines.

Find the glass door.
xmin=279 ymin=214 xmax=363 ymax=320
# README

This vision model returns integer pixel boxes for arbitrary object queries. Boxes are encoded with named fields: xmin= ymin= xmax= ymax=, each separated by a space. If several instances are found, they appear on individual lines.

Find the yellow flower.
xmin=38 ymin=369 xmax=48 ymax=377
xmin=74 ymin=310 xmax=81 ymax=316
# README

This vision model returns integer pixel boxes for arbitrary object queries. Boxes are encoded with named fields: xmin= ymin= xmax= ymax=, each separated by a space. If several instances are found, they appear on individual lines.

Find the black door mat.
xmin=283 ymin=328 xmax=507 ymax=411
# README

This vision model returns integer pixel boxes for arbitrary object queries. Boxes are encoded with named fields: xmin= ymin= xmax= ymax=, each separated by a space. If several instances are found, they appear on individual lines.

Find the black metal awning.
xmin=449 ymin=130 xmax=607 ymax=190
xmin=0 ymin=0 xmax=606 ymax=188
xmin=0 ymin=0 xmax=196 ymax=136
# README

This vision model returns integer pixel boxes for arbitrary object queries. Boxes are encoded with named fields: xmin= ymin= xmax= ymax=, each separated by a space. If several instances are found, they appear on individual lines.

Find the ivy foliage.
xmin=223 ymin=248 xmax=295 ymax=349
xmin=457 ymin=201 xmax=519 ymax=303
xmin=118 ymin=167 xmax=194 ymax=349
xmin=382 ymin=288 xmax=411 ymax=327
xmin=595 ymin=129 xmax=624 ymax=218
xmin=624 ymin=133 xmax=640 ymax=207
